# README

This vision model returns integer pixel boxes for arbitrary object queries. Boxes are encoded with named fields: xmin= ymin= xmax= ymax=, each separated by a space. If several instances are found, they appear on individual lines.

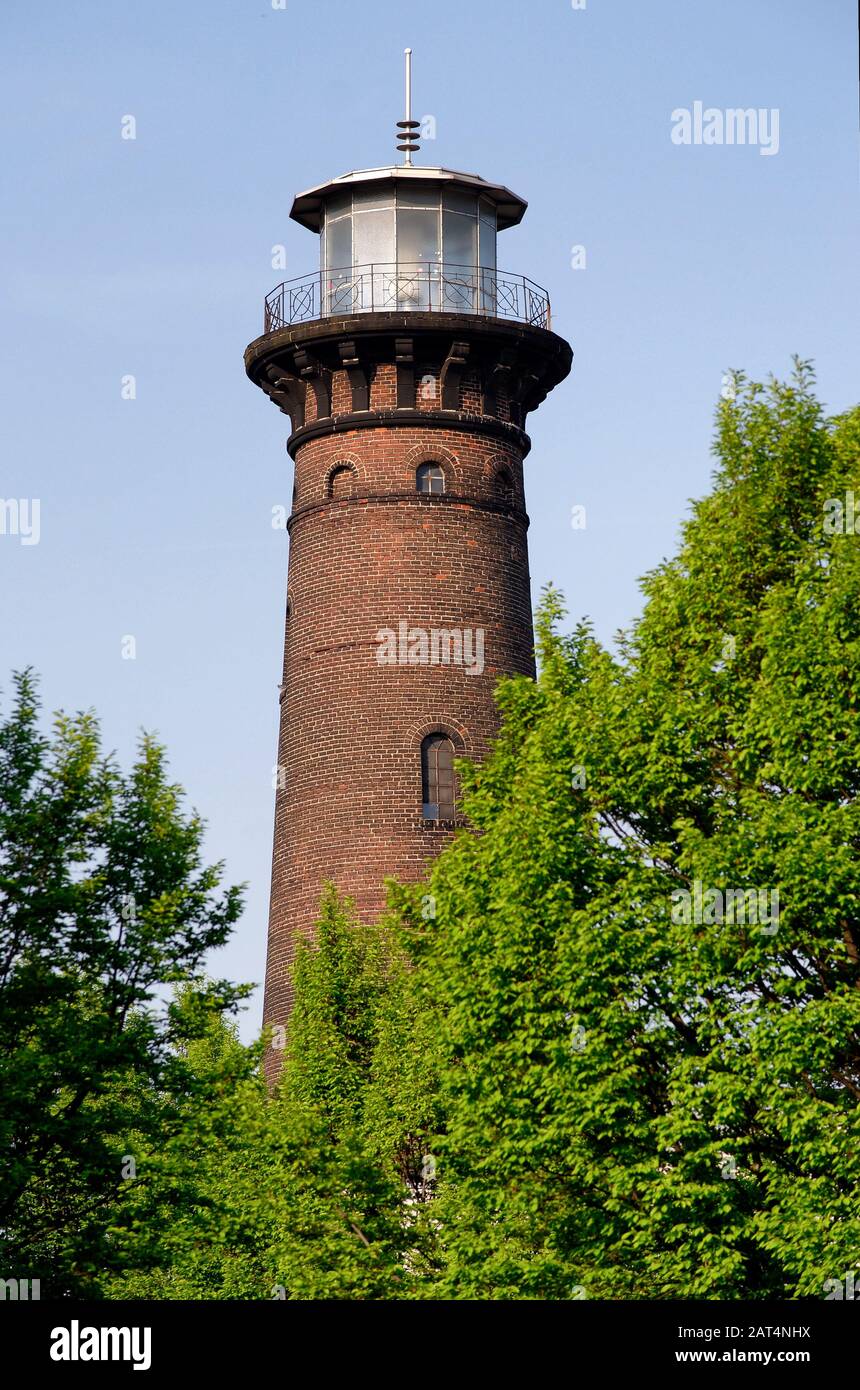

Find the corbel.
xmin=293 ymin=347 xmax=332 ymax=419
xmin=394 ymin=337 xmax=415 ymax=410
xmin=337 ymin=339 xmax=369 ymax=412
xmin=262 ymin=360 xmax=305 ymax=431
xmin=439 ymin=339 xmax=470 ymax=411
xmin=482 ymin=348 xmax=516 ymax=416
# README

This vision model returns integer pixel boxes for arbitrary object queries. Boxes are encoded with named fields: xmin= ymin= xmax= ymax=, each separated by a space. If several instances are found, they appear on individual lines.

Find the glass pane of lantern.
xmin=353 ymin=209 xmax=395 ymax=266
xmin=397 ymin=208 xmax=440 ymax=265
xmin=324 ymin=216 xmax=354 ymax=314
xmin=442 ymin=211 xmax=477 ymax=313
xmin=479 ymin=217 xmax=496 ymax=269
xmin=325 ymin=216 xmax=352 ymax=271
xmin=479 ymin=217 xmax=497 ymax=313
xmin=396 ymin=208 xmax=440 ymax=309
xmin=443 ymin=188 xmax=478 ymax=216
xmin=353 ymin=209 xmax=395 ymax=310
xmin=398 ymin=185 xmax=440 ymax=209
xmin=352 ymin=187 xmax=394 ymax=212
xmin=326 ymin=190 xmax=352 ymax=219
xmin=443 ymin=210 xmax=477 ymax=268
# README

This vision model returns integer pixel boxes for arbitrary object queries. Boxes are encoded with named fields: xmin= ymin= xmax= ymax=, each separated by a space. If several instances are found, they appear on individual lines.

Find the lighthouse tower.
xmin=245 ymin=54 xmax=572 ymax=1074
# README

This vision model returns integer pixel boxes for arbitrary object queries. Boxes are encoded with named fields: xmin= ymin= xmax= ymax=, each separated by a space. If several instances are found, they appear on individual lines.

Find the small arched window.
xmin=416 ymin=462 xmax=445 ymax=495
xmin=496 ymin=467 xmax=514 ymax=505
xmin=328 ymin=464 xmax=356 ymax=498
xmin=421 ymin=734 xmax=456 ymax=820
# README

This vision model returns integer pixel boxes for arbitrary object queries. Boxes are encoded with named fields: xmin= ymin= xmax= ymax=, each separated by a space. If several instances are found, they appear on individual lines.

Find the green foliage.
xmin=0 ymin=676 xmax=247 ymax=1295
xmin=407 ymin=361 xmax=860 ymax=1298
xmin=107 ymin=890 xmax=420 ymax=1300
xmin=6 ymin=362 xmax=859 ymax=1301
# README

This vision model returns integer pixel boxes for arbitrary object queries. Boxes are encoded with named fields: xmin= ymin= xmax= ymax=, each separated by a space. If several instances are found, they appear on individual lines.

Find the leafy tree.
xmin=402 ymin=362 xmax=860 ymax=1298
xmin=0 ymin=673 xmax=246 ymax=1296
xmin=107 ymin=889 xmax=416 ymax=1300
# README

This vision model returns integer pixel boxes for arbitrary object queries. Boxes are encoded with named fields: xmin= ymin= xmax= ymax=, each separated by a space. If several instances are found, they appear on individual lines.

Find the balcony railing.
xmin=263 ymin=262 xmax=551 ymax=332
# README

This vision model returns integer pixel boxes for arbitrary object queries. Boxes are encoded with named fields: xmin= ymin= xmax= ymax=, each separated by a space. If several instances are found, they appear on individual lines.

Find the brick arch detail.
xmin=483 ymin=451 xmax=515 ymax=482
xmin=483 ymin=450 xmax=520 ymax=506
xmin=322 ymin=455 xmax=362 ymax=500
xmin=406 ymin=714 xmax=472 ymax=755
xmin=402 ymin=441 xmax=461 ymax=492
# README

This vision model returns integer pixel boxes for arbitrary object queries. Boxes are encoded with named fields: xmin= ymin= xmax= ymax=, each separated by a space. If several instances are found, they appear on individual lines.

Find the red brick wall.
xmin=262 ymin=363 xmax=537 ymax=1080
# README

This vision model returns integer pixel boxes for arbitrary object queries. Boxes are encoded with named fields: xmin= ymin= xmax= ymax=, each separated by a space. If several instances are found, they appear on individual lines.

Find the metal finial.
xmin=396 ymin=47 xmax=420 ymax=165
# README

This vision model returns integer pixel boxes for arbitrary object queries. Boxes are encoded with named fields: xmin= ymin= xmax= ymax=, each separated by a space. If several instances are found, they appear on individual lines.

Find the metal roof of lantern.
xmin=289 ymin=166 xmax=528 ymax=233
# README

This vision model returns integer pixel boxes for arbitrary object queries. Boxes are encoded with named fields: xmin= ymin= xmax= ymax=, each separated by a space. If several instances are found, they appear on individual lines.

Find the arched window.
xmin=328 ymin=464 xmax=356 ymax=498
xmin=421 ymin=734 xmax=455 ymax=819
xmin=416 ymin=462 xmax=445 ymax=495
xmin=496 ymin=467 xmax=514 ymax=505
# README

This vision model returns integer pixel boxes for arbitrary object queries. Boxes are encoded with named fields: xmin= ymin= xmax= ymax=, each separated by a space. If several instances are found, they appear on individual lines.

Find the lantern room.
xmin=286 ymin=165 xmax=528 ymax=317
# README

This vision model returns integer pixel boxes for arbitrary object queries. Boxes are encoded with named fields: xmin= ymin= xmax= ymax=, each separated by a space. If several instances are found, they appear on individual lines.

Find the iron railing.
xmin=264 ymin=262 xmax=551 ymax=332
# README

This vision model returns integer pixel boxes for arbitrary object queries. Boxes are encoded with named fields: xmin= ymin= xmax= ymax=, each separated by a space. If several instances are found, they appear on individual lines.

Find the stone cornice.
xmin=286 ymin=408 xmax=531 ymax=459
xmin=244 ymin=309 xmax=572 ymax=440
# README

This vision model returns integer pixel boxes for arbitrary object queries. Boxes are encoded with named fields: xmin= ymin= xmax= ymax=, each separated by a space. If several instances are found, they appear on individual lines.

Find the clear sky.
xmin=2 ymin=0 xmax=858 ymax=1038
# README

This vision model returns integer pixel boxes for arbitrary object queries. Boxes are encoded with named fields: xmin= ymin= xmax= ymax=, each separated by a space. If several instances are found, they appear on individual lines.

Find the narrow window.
xmin=416 ymin=462 xmax=445 ymax=495
xmin=328 ymin=465 xmax=355 ymax=498
xmin=496 ymin=467 xmax=514 ymax=505
xmin=422 ymin=734 xmax=455 ymax=819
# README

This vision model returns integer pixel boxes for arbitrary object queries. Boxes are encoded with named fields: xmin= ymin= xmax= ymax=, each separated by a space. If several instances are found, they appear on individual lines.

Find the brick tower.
xmin=245 ymin=58 xmax=571 ymax=1073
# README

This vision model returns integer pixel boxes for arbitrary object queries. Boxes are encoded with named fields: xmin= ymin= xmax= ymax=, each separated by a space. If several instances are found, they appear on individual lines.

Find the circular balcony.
xmin=263 ymin=262 xmax=551 ymax=333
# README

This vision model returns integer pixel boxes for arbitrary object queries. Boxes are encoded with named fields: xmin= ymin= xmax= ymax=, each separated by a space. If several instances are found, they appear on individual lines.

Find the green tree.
xmin=107 ymin=889 xmax=416 ymax=1300
xmin=0 ymin=673 xmax=246 ymax=1296
xmin=404 ymin=363 xmax=860 ymax=1298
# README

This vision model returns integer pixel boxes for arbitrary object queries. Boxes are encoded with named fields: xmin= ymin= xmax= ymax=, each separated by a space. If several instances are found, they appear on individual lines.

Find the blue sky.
xmin=1 ymin=0 xmax=858 ymax=1037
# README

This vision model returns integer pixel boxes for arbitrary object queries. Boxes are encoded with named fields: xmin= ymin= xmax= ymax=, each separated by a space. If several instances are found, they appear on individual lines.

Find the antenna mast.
xmin=396 ymin=47 xmax=420 ymax=165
